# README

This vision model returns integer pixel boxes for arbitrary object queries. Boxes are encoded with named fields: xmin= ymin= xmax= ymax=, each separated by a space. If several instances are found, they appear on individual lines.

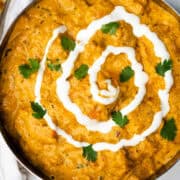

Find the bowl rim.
xmin=0 ymin=0 xmax=179 ymax=180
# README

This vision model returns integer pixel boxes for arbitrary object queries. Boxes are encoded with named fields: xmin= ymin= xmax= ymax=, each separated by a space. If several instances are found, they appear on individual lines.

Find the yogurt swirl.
xmin=34 ymin=6 xmax=173 ymax=152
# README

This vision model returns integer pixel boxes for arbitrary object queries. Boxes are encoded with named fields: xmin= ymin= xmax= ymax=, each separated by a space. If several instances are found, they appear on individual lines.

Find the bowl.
xmin=0 ymin=0 xmax=179 ymax=179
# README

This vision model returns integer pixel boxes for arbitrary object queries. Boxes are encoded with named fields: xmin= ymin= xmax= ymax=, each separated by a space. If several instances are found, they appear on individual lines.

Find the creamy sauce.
xmin=35 ymin=25 xmax=67 ymax=103
xmin=35 ymin=26 xmax=89 ymax=148
xmin=34 ymin=6 xmax=173 ymax=152
xmin=56 ymin=6 xmax=151 ymax=133
xmin=88 ymin=46 xmax=148 ymax=105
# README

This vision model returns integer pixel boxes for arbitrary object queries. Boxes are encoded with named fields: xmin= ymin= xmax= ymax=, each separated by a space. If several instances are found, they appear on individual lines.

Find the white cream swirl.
xmin=34 ymin=6 xmax=173 ymax=152
xmin=88 ymin=46 xmax=148 ymax=105
xmin=56 ymin=6 xmax=151 ymax=133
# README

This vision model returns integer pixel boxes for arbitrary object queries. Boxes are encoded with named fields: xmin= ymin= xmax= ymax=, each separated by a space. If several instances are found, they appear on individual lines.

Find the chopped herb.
xmin=101 ymin=22 xmax=120 ymax=35
xmin=19 ymin=64 xmax=32 ymax=79
xmin=111 ymin=111 xmax=128 ymax=127
xmin=19 ymin=58 xmax=40 ymax=78
xmin=82 ymin=145 xmax=97 ymax=162
xmin=48 ymin=63 xmax=61 ymax=71
xmin=160 ymin=118 xmax=177 ymax=141
xmin=156 ymin=59 xmax=172 ymax=77
xmin=74 ymin=64 xmax=89 ymax=80
xmin=47 ymin=60 xmax=61 ymax=71
xmin=120 ymin=66 xmax=134 ymax=82
xmin=29 ymin=59 xmax=40 ymax=72
xmin=31 ymin=102 xmax=46 ymax=119
xmin=61 ymin=36 xmax=76 ymax=51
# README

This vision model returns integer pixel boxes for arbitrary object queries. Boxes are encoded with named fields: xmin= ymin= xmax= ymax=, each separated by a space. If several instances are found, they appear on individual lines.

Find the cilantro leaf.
xmin=101 ymin=22 xmax=120 ymax=35
xmin=61 ymin=36 xmax=76 ymax=51
xmin=120 ymin=66 xmax=134 ymax=82
xmin=48 ymin=63 xmax=61 ymax=71
xmin=19 ymin=58 xmax=40 ymax=78
xmin=74 ymin=64 xmax=89 ymax=80
xmin=19 ymin=64 xmax=32 ymax=79
xmin=29 ymin=59 xmax=40 ymax=72
xmin=160 ymin=118 xmax=177 ymax=141
xmin=31 ymin=102 xmax=46 ymax=119
xmin=47 ymin=60 xmax=61 ymax=72
xmin=82 ymin=145 xmax=97 ymax=162
xmin=156 ymin=59 xmax=172 ymax=77
xmin=111 ymin=111 xmax=128 ymax=127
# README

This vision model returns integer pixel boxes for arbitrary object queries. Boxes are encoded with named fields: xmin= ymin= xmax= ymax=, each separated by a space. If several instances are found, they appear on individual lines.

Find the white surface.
xmin=0 ymin=0 xmax=33 ymax=43
xmin=0 ymin=133 xmax=40 ymax=180
xmin=0 ymin=0 xmax=179 ymax=179
xmin=0 ymin=134 xmax=22 ymax=180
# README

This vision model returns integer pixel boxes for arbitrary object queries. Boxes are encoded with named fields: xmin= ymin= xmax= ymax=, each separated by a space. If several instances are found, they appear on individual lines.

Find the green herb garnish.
xmin=101 ymin=22 xmax=120 ymax=35
xmin=82 ymin=145 xmax=97 ymax=162
xmin=111 ymin=111 xmax=128 ymax=127
xmin=156 ymin=59 xmax=172 ymax=77
xmin=160 ymin=118 xmax=177 ymax=141
xmin=48 ymin=63 xmax=61 ymax=71
xmin=47 ymin=60 xmax=61 ymax=72
xmin=74 ymin=64 xmax=89 ymax=80
xmin=120 ymin=66 xmax=134 ymax=82
xmin=61 ymin=36 xmax=76 ymax=51
xmin=19 ymin=58 xmax=40 ymax=78
xmin=31 ymin=102 xmax=46 ymax=119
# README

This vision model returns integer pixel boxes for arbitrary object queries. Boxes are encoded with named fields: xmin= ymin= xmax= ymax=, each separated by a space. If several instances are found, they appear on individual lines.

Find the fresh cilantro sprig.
xmin=61 ymin=36 xmax=76 ymax=51
xmin=19 ymin=58 xmax=40 ymax=79
xmin=120 ymin=66 xmax=134 ymax=82
xmin=101 ymin=22 xmax=120 ymax=35
xmin=160 ymin=118 xmax=177 ymax=141
xmin=74 ymin=64 xmax=89 ymax=80
xmin=82 ymin=145 xmax=97 ymax=162
xmin=155 ymin=59 xmax=172 ymax=77
xmin=111 ymin=111 xmax=128 ymax=127
xmin=31 ymin=102 xmax=46 ymax=119
xmin=47 ymin=59 xmax=61 ymax=72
